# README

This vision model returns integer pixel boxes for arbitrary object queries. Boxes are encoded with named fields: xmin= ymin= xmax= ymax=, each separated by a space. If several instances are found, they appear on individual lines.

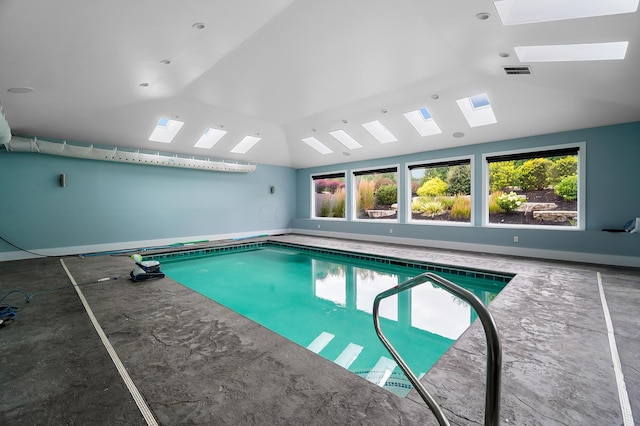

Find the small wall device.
xmin=624 ymin=218 xmax=640 ymax=234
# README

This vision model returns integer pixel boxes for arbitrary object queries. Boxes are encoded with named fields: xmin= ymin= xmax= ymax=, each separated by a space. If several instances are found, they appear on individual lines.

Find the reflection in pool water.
xmin=162 ymin=247 xmax=505 ymax=397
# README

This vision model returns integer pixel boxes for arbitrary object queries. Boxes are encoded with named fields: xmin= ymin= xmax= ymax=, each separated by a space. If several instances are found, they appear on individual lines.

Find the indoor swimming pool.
xmin=155 ymin=242 xmax=511 ymax=397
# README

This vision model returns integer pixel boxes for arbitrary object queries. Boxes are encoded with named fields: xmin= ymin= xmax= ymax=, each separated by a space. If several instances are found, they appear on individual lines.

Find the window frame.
xmin=482 ymin=142 xmax=586 ymax=230
xmin=311 ymin=170 xmax=348 ymax=220
xmin=350 ymin=164 xmax=400 ymax=222
xmin=406 ymin=155 xmax=474 ymax=226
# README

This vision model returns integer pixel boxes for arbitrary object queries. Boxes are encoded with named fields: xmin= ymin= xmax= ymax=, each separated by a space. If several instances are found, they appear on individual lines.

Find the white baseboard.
xmin=0 ymin=228 xmax=292 ymax=262
xmin=3 ymin=228 xmax=637 ymax=268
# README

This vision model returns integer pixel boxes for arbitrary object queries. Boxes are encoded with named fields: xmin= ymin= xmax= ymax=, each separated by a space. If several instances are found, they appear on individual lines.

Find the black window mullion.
xmin=487 ymin=147 xmax=579 ymax=163
xmin=312 ymin=172 xmax=345 ymax=180
xmin=408 ymin=159 xmax=470 ymax=170
xmin=353 ymin=167 xmax=397 ymax=176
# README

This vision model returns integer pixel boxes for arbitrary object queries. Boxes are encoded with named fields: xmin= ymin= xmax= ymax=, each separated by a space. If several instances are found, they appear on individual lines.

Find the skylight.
xmin=329 ymin=130 xmax=362 ymax=150
xmin=194 ymin=128 xmax=227 ymax=149
xmin=515 ymin=42 xmax=629 ymax=62
xmin=470 ymin=93 xmax=490 ymax=109
xmin=494 ymin=0 xmax=639 ymax=25
xmin=149 ymin=117 xmax=184 ymax=143
xmin=403 ymin=108 xmax=442 ymax=137
xmin=302 ymin=137 xmax=333 ymax=154
xmin=230 ymin=136 xmax=261 ymax=154
xmin=456 ymin=93 xmax=497 ymax=127
xmin=362 ymin=120 xmax=397 ymax=144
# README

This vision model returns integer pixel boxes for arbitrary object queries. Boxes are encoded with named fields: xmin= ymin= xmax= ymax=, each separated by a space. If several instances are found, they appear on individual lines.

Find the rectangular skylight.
xmin=403 ymin=108 xmax=442 ymax=137
xmin=194 ymin=127 xmax=227 ymax=149
xmin=362 ymin=120 xmax=397 ymax=144
xmin=456 ymin=93 xmax=497 ymax=127
xmin=515 ymin=42 xmax=629 ymax=62
xmin=470 ymin=93 xmax=490 ymax=109
xmin=149 ymin=117 xmax=184 ymax=143
xmin=302 ymin=137 xmax=333 ymax=154
xmin=230 ymin=136 xmax=261 ymax=154
xmin=494 ymin=0 xmax=639 ymax=25
xmin=329 ymin=130 xmax=362 ymax=150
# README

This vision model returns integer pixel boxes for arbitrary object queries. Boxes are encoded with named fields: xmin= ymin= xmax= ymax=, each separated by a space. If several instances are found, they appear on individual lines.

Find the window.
xmin=230 ymin=135 xmax=261 ymax=154
xmin=484 ymin=144 xmax=583 ymax=228
xmin=403 ymin=107 xmax=442 ymax=137
xmin=194 ymin=127 xmax=227 ymax=148
xmin=149 ymin=117 xmax=184 ymax=143
xmin=456 ymin=93 xmax=497 ymax=127
xmin=353 ymin=167 xmax=398 ymax=220
xmin=312 ymin=172 xmax=346 ymax=219
xmin=408 ymin=158 xmax=472 ymax=224
xmin=362 ymin=120 xmax=397 ymax=144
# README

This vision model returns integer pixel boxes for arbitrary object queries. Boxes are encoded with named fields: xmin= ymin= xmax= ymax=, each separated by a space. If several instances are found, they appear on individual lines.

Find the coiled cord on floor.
xmin=0 ymin=303 xmax=19 ymax=327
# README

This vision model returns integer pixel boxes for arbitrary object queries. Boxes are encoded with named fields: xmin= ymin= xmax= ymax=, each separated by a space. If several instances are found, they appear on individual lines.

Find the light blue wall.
xmin=0 ymin=152 xmax=296 ymax=256
xmin=2 ymin=121 xmax=638 ymax=265
xmin=293 ymin=121 xmax=640 ymax=265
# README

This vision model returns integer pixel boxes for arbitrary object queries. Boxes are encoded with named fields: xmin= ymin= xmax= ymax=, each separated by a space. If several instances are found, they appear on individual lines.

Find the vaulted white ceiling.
xmin=1 ymin=0 xmax=639 ymax=169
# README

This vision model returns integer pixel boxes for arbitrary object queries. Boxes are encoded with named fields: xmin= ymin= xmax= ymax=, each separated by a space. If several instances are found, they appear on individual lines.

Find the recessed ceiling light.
xmin=139 ymin=82 xmax=150 ymax=87
xmin=192 ymin=22 xmax=206 ymax=30
xmin=498 ymin=52 xmax=510 ymax=58
xmin=343 ymin=152 xmax=351 ymax=156
xmin=381 ymin=108 xmax=388 ymax=114
xmin=302 ymin=137 xmax=333 ymax=154
xmin=7 ymin=87 xmax=35 ymax=94
xmin=453 ymin=132 xmax=465 ymax=138
xmin=475 ymin=12 xmax=491 ymax=20
xmin=342 ymin=119 xmax=348 ymax=124
xmin=431 ymin=94 xmax=440 ymax=100
xmin=160 ymin=59 xmax=171 ymax=65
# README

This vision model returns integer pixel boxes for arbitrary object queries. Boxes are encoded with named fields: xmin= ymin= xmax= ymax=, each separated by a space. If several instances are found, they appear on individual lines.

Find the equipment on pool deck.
xmin=129 ymin=255 xmax=165 ymax=282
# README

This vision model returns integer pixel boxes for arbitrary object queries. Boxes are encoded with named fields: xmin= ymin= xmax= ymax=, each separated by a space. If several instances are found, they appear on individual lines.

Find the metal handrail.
xmin=373 ymin=272 xmax=502 ymax=426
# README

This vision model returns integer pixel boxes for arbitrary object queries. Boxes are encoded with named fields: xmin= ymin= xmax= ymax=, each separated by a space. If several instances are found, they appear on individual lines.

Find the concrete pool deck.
xmin=1 ymin=234 xmax=638 ymax=425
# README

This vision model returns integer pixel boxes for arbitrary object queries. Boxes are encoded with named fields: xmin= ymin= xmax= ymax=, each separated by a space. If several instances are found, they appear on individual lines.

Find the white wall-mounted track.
xmin=3 ymin=137 xmax=256 ymax=173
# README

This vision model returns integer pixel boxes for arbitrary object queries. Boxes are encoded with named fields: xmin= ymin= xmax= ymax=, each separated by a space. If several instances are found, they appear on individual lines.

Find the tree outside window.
xmin=486 ymin=146 xmax=580 ymax=227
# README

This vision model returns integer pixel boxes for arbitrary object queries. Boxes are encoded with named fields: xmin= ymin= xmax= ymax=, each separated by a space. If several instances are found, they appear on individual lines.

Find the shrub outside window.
xmin=408 ymin=158 xmax=472 ymax=223
xmin=312 ymin=172 xmax=346 ymax=219
xmin=353 ymin=167 xmax=398 ymax=220
xmin=485 ymin=145 xmax=582 ymax=228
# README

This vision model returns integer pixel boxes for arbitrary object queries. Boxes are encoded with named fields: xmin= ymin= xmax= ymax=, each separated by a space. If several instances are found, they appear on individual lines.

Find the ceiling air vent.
xmin=503 ymin=66 xmax=532 ymax=75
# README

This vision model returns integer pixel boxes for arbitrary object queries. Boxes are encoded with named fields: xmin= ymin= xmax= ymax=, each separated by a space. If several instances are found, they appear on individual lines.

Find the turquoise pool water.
xmin=157 ymin=243 xmax=509 ymax=397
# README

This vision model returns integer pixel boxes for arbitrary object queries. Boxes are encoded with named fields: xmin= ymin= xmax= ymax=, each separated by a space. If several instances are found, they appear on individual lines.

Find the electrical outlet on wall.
xmin=514 ymin=236 xmax=519 ymax=243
